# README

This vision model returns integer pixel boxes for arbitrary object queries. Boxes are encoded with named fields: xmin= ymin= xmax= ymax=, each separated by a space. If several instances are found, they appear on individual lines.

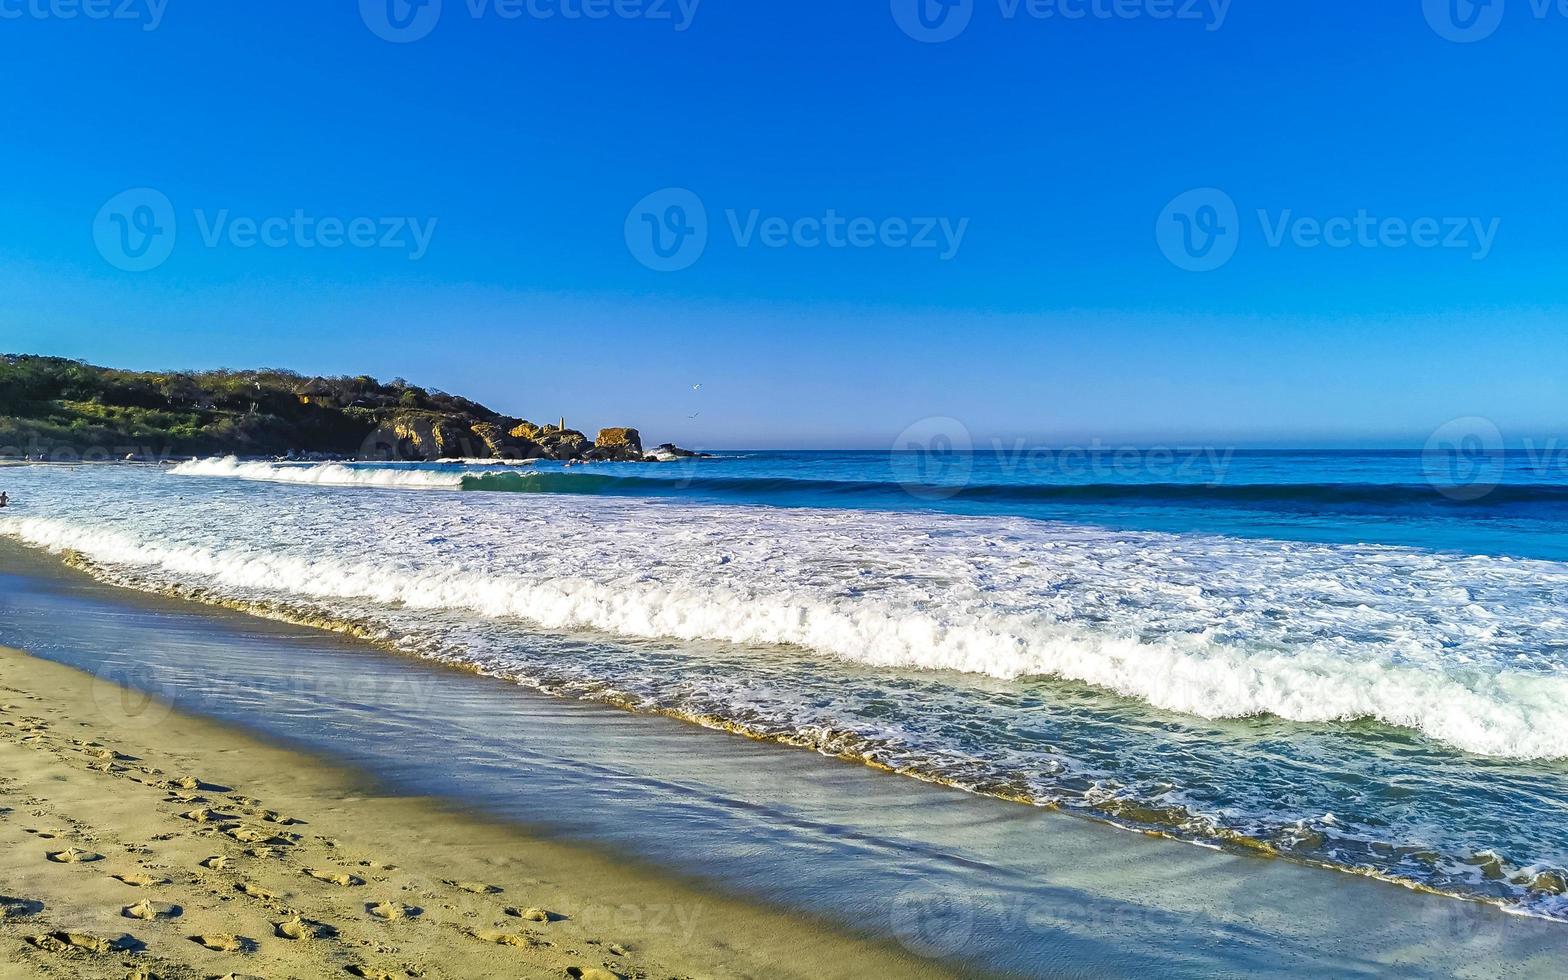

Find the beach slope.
xmin=0 ymin=645 xmax=948 ymax=980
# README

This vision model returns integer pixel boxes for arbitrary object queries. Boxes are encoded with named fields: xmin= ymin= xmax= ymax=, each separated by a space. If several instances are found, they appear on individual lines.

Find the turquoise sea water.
xmin=462 ymin=448 xmax=1568 ymax=560
xmin=1 ymin=448 xmax=1566 ymax=921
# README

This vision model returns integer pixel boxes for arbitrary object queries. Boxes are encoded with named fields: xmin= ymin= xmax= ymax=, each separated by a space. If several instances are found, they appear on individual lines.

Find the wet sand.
xmin=4 ymin=538 xmax=1568 ymax=978
xmin=0 ymin=645 xmax=948 ymax=980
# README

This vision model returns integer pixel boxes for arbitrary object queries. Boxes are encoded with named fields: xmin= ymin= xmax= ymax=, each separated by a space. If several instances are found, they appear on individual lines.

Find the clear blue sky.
xmin=0 ymin=1 xmax=1563 ymax=448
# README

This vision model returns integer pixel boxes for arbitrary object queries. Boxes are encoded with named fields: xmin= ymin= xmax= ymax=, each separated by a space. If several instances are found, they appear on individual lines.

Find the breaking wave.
xmin=172 ymin=458 xmax=1568 ymax=518
xmin=6 ymin=510 xmax=1568 ymax=760
xmin=170 ymin=456 xmax=532 ymax=489
xmin=5 ymin=459 xmax=1568 ymax=921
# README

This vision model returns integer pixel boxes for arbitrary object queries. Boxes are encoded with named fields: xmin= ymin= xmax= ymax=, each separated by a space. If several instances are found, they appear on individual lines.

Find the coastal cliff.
xmin=0 ymin=354 xmax=674 ymax=462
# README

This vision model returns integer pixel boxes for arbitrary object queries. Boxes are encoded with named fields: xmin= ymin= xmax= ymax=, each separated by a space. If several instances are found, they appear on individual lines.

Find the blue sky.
xmin=0 ymin=1 xmax=1563 ymax=448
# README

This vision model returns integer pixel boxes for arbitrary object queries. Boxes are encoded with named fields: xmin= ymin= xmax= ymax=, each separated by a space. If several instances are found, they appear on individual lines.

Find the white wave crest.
xmin=6 ymin=507 xmax=1568 ymax=761
xmin=170 ymin=457 xmax=529 ymax=490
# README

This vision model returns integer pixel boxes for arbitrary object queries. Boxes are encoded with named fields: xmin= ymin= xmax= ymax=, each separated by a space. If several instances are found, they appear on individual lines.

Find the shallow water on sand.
xmin=3 ymin=461 xmax=1568 ymax=921
xmin=3 ymin=544 xmax=1568 ymax=977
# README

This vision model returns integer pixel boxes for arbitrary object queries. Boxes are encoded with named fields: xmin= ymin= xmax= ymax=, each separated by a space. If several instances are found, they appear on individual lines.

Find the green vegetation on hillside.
xmin=0 ymin=354 xmax=507 ymax=460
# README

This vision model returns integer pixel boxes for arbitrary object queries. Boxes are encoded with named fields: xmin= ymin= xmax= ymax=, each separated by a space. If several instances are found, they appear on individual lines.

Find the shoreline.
xmin=0 ymin=642 xmax=950 ymax=980
xmin=3 ymin=538 xmax=1568 ymax=976
xmin=8 ymin=519 xmax=1566 ymax=924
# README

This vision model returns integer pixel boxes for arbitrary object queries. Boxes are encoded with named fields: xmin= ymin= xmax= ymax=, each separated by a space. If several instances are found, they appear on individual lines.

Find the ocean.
xmin=2 ymin=448 xmax=1566 ymax=922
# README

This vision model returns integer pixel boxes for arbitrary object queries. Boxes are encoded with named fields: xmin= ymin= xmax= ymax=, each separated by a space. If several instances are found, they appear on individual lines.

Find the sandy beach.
xmin=0 ymin=644 xmax=947 ymax=980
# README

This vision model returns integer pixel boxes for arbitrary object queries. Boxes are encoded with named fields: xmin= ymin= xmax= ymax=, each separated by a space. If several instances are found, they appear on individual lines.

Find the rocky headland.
xmin=0 ymin=354 xmax=702 ymax=463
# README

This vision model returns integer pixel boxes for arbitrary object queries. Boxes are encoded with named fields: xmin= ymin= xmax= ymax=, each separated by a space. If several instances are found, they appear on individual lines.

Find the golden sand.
xmin=0 ymin=645 xmax=948 ymax=980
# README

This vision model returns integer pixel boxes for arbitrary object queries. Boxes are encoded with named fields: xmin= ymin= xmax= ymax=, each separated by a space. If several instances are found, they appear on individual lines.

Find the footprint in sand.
xmin=169 ymin=775 xmax=231 ymax=792
xmin=227 ymin=825 xmax=295 ymax=846
xmin=45 ymin=847 xmax=103 ymax=863
xmin=122 ymin=899 xmax=182 ymax=920
xmin=234 ymin=882 xmax=280 ymax=901
xmin=465 ymin=928 xmax=544 ymax=949
xmin=366 ymin=901 xmax=421 ymax=920
xmin=199 ymin=855 xmax=230 ymax=871
xmin=274 ymin=916 xmax=338 ymax=941
xmin=188 ymin=933 xmax=258 ymax=953
xmin=179 ymin=808 xmax=238 ymax=824
xmin=346 ymin=967 xmax=400 ymax=979
xmin=443 ymin=879 xmax=502 ymax=895
xmin=567 ymin=968 xmax=625 ymax=980
xmin=303 ymin=868 xmax=365 ymax=887
xmin=505 ymin=906 xmax=559 ymax=923
xmin=111 ymin=872 xmax=172 ymax=888
xmin=0 ymin=895 xmax=44 ymax=920
xmin=26 ymin=931 xmax=144 ymax=955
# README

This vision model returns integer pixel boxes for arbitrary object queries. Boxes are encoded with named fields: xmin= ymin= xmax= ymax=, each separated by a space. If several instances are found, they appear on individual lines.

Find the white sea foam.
xmin=169 ymin=456 xmax=529 ymax=489
xmin=5 ymin=464 xmax=1568 ymax=760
